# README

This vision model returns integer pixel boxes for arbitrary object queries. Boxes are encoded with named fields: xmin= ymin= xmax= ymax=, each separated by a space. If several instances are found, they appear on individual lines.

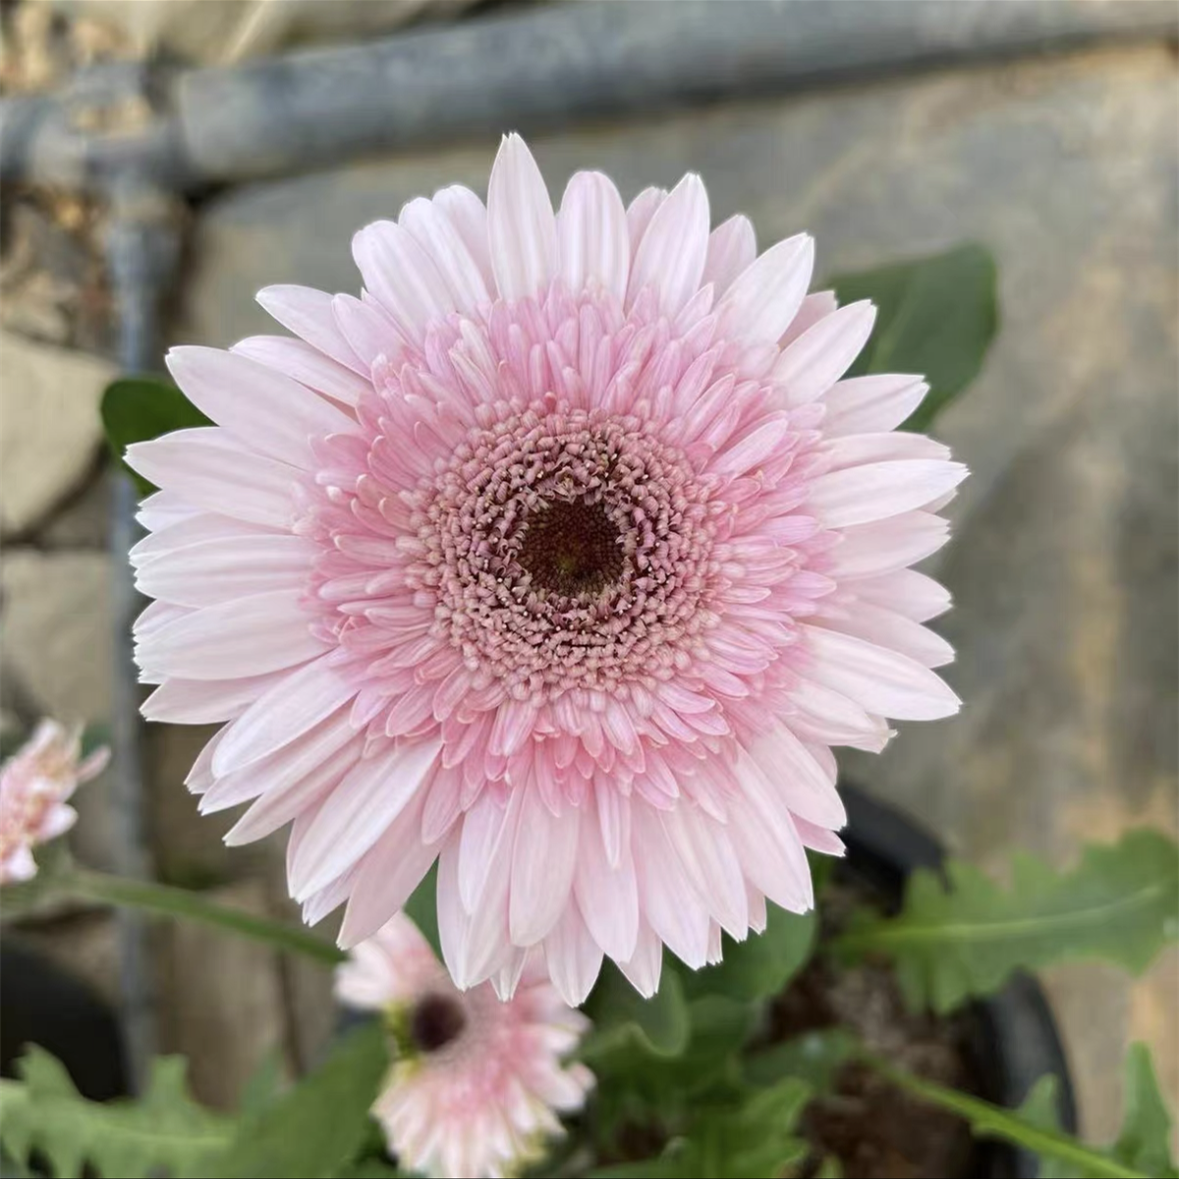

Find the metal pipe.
xmin=2 ymin=0 xmax=1174 ymax=192
xmin=104 ymin=178 xmax=184 ymax=1091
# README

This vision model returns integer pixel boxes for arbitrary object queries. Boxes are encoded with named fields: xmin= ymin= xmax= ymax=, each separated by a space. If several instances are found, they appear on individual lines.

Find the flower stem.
xmin=59 ymin=869 xmax=345 ymax=967
xmin=862 ymin=1053 xmax=1144 ymax=1179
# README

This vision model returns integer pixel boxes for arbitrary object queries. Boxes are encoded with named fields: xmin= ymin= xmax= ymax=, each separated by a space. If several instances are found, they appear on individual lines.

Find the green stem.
xmin=60 ymin=869 xmax=345 ymax=967
xmin=863 ymin=1054 xmax=1144 ymax=1179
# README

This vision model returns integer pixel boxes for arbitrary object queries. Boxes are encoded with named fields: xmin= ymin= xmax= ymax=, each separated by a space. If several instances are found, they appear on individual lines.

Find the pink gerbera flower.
xmin=0 ymin=720 xmax=109 ymax=884
xmin=129 ymin=133 xmax=964 ymax=1002
xmin=336 ymin=913 xmax=592 ymax=1179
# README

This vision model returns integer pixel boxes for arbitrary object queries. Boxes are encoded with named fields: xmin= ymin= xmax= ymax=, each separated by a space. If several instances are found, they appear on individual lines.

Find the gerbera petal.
xmin=802 ymin=624 xmax=961 ymax=720
xmin=772 ymin=300 xmax=876 ymax=405
xmin=231 ymin=335 xmax=371 ymax=407
xmin=702 ymin=214 xmax=756 ymax=295
xmin=256 ymin=284 xmax=366 ymax=374
xmin=808 ymin=459 xmax=968 ymax=527
xmin=290 ymin=735 xmax=442 ymax=900
xmin=626 ymin=173 xmax=709 ymax=315
xmin=718 ymin=232 xmax=814 ymax=345
xmin=487 ymin=132 xmax=557 ymax=300
xmin=557 ymin=171 xmax=629 ymax=301
xmin=353 ymin=219 xmax=458 ymax=346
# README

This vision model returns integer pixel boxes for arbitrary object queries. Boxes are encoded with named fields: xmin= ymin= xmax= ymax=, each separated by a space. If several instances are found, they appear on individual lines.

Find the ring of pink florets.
xmin=407 ymin=405 xmax=723 ymax=699
xmin=299 ymin=282 xmax=832 ymax=792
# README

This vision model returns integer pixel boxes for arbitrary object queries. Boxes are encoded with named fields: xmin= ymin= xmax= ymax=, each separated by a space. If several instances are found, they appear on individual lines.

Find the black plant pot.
xmin=839 ymin=783 xmax=1077 ymax=1179
xmin=0 ymin=937 xmax=130 ymax=1102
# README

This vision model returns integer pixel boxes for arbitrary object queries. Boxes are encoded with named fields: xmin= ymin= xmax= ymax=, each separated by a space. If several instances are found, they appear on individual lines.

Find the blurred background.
xmin=0 ymin=0 xmax=1175 ymax=1153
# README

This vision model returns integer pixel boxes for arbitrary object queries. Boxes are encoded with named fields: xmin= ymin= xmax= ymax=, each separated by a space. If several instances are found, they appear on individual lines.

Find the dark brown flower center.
xmin=409 ymin=992 xmax=467 ymax=1053
xmin=516 ymin=498 xmax=625 ymax=597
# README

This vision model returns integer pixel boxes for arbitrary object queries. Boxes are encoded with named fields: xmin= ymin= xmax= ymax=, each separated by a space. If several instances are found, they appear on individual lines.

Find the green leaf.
xmin=868 ymin=1048 xmax=1172 ymax=1179
xmin=0 ymin=1047 xmax=230 ymax=1178
xmin=815 ymin=1157 xmax=844 ymax=1178
xmin=1024 ymin=1046 xmax=1178 ymax=1179
xmin=582 ymin=963 xmax=690 ymax=1060
xmin=744 ymin=1028 xmax=856 ymax=1091
xmin=100 ymin=376 xmax=212 ymax=495
xmin=330 ymin=1164 xmax=409 ymax=1178
xmin=239 ymin=1049 xmax=285 ymax=1119
xmin=829 ymin=243 xmax=998 ymax=432
xmin=838 ymin=829 xmax=1179 ymax=1012
xmin=589 ymin=1077 xmax=812 ymax=1179
xmin=208 ymin=1023 xmax=389 ymax=1179
xmin=402 ymin=863 xmax=441 ymax=958
xmin=683 ymin=901 xmax=816 ymax=1001
xmin=1115 ymin=1044 xmax=1177 ymax=1178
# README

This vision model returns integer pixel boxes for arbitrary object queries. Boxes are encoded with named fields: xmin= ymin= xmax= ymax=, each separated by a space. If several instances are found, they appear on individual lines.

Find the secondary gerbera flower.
xmin=336 ymin=913 xmax=592 ymax=1179
xmin=129 ymin=133 xmax=964 ymax=1002
xmin=0 ymin=720 xmax=109 ymax=884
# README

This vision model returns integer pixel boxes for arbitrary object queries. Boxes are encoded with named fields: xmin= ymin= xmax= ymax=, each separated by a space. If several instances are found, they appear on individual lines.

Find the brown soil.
xmin=769 ymin=882 xmax=978 ymax=1179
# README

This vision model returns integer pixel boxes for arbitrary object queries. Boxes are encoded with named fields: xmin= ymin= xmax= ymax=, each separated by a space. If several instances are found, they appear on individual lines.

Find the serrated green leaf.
xmin=0 ymin=1047 xmax=229 ymax=1178
xmin=830 ymin=243 xmax=997 ymax=432
xmin=1025 ymin=1046 xmax=1178 ymax=1179
xmin=870 ymin=1046 xmax=1173 ymax=1179
xmin=402 ymin=863 xmax=441 ymax=958
xmin=682 ymin=901 xmax=816 ymax=1002
xmin=100 ymin=376 xmax=212 ymax=495
xmin=838 ymin=829 xmax=1179 ymax=1012
xmin=589 ymin=1077 xmax=812 ymax=1179
xmin=1115 ymin=1043 xmax=1177 ymax=1178
xmin=208 ymin=1023 xmax=389 ymax=1178
xmin=581 ymin=963 xmax=690 ymax=1060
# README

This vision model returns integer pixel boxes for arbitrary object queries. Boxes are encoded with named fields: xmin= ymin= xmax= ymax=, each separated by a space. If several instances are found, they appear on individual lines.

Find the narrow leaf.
xmin=0 ymin=1048 xmax=229 ymax=1178
xmin=830 ymin=243 xmax=998 ymax=432
xmin=101 ymin=376 xmax=212 ymax=495
xmin=838 ymin=829 xmax=1179 ymax=1012
xmin=869 ymin=1050 xmax=1172 ymax=1179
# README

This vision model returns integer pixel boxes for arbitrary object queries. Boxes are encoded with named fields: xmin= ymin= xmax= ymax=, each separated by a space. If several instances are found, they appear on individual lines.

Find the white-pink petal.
xmin=125 ymin=429 xmax=298 ymax=529
xmin=290 ymin=735 xmax=442 ymax=900
xmin=772 ymin=300 xmax=876 ymax=405
xmin=718 ymin=233 xmax=814 ymax=346
xmin=702 ymin=214 xmax=756 ymax=296
xmin=136 ymin=589 xmax=324 ymax=680
xmin=509 ymin=789 xmax=579 ymax=946
xmin=256 ymin=284 xmax=365 ymax=374
xmin=822 ymin=373 xmax=928 ymax=435
xmin=808 ymin=459 xmax=967 ymax=528
xmin=557 ymin=171 xmax=630 ymax=301
xmin=802 ymin=624 xmax=961 ymax=720
xmin=626 ymin=173 xmax=709 ymax=316
xmin=231 ymin=335 xmax=371 ymax=407
xmin=353 ymin=220 xmax=457 ymax=346
xmin=487 ymin=133 xmax=558 ymax=300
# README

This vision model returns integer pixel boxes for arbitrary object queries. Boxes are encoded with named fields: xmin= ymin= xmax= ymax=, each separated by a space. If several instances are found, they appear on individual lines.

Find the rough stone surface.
xmin=0 ymin=331 xmax=114 ymax=535
xmin=0 ymin=552 xmax=113 ymax=723
xmin=8 ymin=910 xmax=123 ymax=1008
xmin=144 ymin=722 xmax=236 ymax=887
xmin=37 ymin=464 xmax=113 ymax=549
xmin=179 ymin=42 xmax=1178 ymax=1134
xmin=154 ymin=879 xmax=290 ymax=1110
